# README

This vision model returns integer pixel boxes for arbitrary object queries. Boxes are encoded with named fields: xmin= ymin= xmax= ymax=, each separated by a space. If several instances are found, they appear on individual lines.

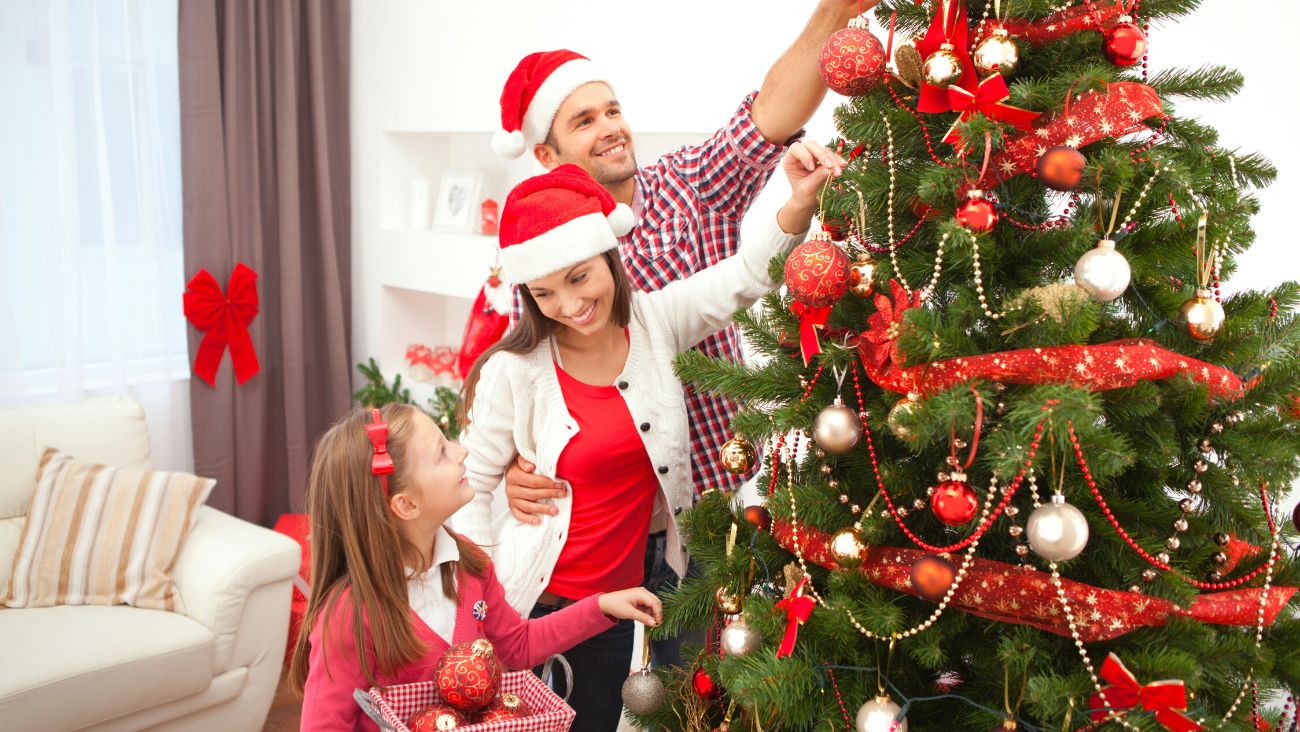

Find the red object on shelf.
xmin=273 ymin=513 xmax=311 ymax=666
xmin=480 ymin=199 xmax=500 ymax=236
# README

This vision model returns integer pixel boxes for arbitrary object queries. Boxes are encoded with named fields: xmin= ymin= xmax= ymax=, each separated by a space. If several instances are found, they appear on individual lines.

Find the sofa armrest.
xmin=171 ymin=505 xmax=300 ymax=673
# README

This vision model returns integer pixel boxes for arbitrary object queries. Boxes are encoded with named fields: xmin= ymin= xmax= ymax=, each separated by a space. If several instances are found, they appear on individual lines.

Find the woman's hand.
xmin=778 ymin=140 xmax=846 ymax=234
xmin=597 ymin=588 xmax=663 ymax=627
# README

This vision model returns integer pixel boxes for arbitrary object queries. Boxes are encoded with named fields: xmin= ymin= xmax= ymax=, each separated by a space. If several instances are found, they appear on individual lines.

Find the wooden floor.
xmin=262 ymin=675 xmax=302 ymax=732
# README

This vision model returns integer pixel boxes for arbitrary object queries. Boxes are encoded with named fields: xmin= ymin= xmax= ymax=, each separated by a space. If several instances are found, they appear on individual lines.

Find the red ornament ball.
xmin=784 ymin=235 xmax=850 ymax=307
xmin=692 ymin=667 xmax=721 ymax=699
xmin=931 ymin=479 xmax=979 ymax=526
xmin=819 ymin=26 xmax=886 ymax=96
xmin=910 ymin=554 xmax=957 ymax=602
xmin=955 ymin=191 xmax=997 ymax=233
xmin=409 ymin=703 xmax=465 ymax=731
xmin=1293 ymin=501 xmax=1300 ymax=533
xmin=1036 ymin=145 xmax=1086 ymax=192
xmin=1102 ymin=19 xmax=1147 ymax=67
xmin=478 ymin=693 xmax=528 ymax=724
xmin=744 ymin=504 xmax=772 ymax=533
xmin=435 ymin=639 xmax=502 ymax=712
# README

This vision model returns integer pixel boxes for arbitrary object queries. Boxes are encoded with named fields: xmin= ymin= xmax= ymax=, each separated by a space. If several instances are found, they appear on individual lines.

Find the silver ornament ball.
xmin=1026 ymin=495 xmax=1090 ymax=562
xmin=719 ymin=618 xmax=762 ymax=657
xmin=1074 ymin=239 xmax=1131 ymax=302
xmin=856 ymin=695 xmax=909 ymax=732
xmin=814 ymin=400 xmax=864 ymax=455
xmin=621 ymin=667 xmax=666 ymax=716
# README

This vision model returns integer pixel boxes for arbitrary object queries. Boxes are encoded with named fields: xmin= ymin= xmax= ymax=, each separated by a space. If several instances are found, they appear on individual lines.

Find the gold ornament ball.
xmin=848 ymin=256 xmax=879 ymax=298
xmin=829 ymin=527 xmax=867 ymax=569
xmin=719 ymin=435 xmax=757 ymax=475
xmin=715 ymin=586 xmax=743 ymax=615
xmin=887 ymin=393 xmax=923 ymax=442
xmin=813 ymin=401 xmax=864 ymax=455
xmin=972 ymin=28 xmax=1019 ymax=77
xmin=1179 ymin=290 xmax=1226 ymax=341
xmin=923 ymin=43 xmax=964 ymax=88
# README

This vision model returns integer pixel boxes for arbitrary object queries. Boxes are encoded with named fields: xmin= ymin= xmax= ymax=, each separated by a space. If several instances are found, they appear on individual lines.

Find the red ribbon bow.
xmin=1088 ymin=653 xmax=1205 ymax=732
xmin=774 ymin=576 xmax=815 ymax=659
xmin=182 ymin=262 xmax=261 ymax=387
xmin=367 ymin=408 xmax=395 ymax=494
xmin=944 ymin=73 xmax=1041 ymax=145
xmin=791 ymin=302 xmax=832 ymax=366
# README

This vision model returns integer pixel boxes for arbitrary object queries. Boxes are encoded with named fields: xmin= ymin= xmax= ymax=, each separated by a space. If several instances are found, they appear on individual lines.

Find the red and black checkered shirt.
xmin=513 ymin=93 xmax=796 ymax=493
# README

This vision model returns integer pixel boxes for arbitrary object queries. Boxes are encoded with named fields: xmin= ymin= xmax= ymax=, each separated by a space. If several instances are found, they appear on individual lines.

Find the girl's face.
xmin=395 ymin=412 xmax=472 ymax=525
xmin=525 ymin=254 xmax=616 ymax=337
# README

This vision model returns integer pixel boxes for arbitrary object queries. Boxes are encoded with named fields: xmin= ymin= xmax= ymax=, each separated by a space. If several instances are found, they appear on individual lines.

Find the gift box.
xmin=273 ymin=513 xmax=311 ymax=666
xmin=354 ymin=661 xmax=575 ymax=732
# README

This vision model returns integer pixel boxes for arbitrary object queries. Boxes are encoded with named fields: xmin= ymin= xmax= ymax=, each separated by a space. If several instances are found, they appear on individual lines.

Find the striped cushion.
xmin=1 ymin=448 xmax=215 ymax=612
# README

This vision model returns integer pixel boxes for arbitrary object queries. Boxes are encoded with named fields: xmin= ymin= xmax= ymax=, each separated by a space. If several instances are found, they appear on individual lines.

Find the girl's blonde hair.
xmin=287 ymin=403 xmax=489 ymax=694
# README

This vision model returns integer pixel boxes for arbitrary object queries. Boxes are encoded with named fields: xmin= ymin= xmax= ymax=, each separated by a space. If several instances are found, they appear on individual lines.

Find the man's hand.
xmin=504 ymin=454 xmax=566 ymax=525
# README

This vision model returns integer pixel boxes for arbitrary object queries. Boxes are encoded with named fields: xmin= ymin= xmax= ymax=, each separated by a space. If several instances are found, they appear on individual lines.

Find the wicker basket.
xmin=354 ymin=655 xmax=575 ymax=732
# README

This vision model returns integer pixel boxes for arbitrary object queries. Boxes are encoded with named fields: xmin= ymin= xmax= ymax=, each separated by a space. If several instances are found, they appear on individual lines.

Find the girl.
xmin=455 ymin=151 xmax=838 ymax=729
xmin=288 ymin=403 xmax=661 ymax=731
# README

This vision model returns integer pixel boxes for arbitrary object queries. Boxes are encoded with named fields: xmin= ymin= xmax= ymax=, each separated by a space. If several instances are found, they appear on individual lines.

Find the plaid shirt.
xmin=513 ymin=93 xmax=795 ymax=493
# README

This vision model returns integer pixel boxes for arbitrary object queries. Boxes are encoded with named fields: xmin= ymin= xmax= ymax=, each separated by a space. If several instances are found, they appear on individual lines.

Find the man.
xmin=489 ymin=0 xmax=873 ymax=665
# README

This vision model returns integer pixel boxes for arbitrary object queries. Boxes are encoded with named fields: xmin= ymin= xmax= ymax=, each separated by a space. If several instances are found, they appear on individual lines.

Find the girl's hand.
xmin=778 ymin=141 xmax=846 ymax=234
xmin=597 ymin=588 xmax=663 ymax=627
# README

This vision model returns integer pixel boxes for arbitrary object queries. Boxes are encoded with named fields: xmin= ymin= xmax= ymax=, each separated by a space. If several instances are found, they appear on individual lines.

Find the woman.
xmin=456 ymin=149 xmax=838 ymax=729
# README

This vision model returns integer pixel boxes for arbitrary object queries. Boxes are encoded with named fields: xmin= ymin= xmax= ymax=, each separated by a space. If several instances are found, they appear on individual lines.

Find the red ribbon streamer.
xmin=1000 ymin=2 xmax=1125 ymax=45
xmin=916 ymin=0 xmax=978 ymax=113
xmin=792 ymin=302 xmax=832 ymax=366
xmin=774 ymin=576 xmax=815 ymax=658
xmin=771 ymin=520 xmax=1296 ymax=642
xmin=944 ymin=73 xmax=1041 ymax=145
xmin=1088 ymin=654 xmax=1205 ymax=731
xmin=182 ymin=262 xmax=261 ymax=387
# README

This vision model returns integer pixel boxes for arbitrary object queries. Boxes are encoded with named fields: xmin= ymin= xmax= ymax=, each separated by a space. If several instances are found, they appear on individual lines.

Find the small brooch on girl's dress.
xmin=472 ymin=600 xmax=488 ymax=621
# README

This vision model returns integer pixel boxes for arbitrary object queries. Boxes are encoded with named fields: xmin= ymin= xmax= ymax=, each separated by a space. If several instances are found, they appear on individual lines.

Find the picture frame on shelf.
xmin=432 ymin=173 xmax=482 ymax=233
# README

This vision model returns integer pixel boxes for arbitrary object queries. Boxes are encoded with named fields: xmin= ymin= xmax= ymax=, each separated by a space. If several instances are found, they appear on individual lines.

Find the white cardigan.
xmin=454 ymin=213 xmax=804 ymax=614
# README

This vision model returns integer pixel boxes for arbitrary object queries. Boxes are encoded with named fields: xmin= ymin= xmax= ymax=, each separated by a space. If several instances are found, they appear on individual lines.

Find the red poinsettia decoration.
xmin=861 ymin=279 xmax=923 ymax=375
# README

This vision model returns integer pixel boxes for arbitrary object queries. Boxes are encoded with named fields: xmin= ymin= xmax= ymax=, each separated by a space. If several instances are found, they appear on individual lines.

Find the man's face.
xmin=535 ymin=82 xmax=637 ymax=186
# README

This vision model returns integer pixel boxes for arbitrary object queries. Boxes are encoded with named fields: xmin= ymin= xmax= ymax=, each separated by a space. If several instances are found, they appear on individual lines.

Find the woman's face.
xmin=525 ymin=254 xmax=617 ymax=337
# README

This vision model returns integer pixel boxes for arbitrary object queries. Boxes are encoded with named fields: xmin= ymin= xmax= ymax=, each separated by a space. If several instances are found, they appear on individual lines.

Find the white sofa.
xmin=0 ymin=398 xmax=301 ymax=731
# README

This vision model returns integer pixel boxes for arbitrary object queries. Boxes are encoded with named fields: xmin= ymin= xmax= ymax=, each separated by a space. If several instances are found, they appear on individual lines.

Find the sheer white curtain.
xmin=0 ymin=0 xmax=192 ymax=471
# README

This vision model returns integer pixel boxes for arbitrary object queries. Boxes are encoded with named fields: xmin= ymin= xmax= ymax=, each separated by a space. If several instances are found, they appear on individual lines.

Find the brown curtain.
xmin=179 ymin=0 xmax=353 ymax=526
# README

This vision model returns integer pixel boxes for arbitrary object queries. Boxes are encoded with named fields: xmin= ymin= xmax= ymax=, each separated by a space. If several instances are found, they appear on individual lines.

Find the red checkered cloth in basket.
xmin=358 ymin=670 xmax=574 ymax=732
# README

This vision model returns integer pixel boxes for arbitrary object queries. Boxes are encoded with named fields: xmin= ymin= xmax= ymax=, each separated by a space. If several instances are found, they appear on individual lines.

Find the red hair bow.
xmin=366 ymin=408 xmax=395 ymax=494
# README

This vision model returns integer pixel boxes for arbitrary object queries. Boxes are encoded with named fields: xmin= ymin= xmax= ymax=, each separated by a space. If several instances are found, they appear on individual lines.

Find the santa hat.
xmin=492 ymin=50 xmax=612 ymax=159
xmin=498 ymin=164 xmax=635 ymax=284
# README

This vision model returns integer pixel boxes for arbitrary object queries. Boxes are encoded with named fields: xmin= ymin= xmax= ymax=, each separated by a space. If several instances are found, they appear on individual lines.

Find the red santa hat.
xmin=498 ymin=164 xmax=635 ymax=284
xmin=492 ymin=50 xmax=612 ymax=159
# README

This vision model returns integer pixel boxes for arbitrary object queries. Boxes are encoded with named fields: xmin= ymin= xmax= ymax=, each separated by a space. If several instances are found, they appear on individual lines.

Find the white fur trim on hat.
xmin=606 ymin=203 xmax=635 ymax=237
xmin=492 ymin=129 xmax=526 ymax=159
xmin=500 ymin=211 xmax=620 ymax=284
xmin=520 ymin=59 xmax=610 ymax=152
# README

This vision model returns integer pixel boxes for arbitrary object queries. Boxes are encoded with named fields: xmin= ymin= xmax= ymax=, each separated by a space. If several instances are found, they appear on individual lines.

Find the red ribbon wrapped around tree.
xmin=182 ymin=262 xmax=261 ymax=387
xmin=916 ymin=0 xmax=978 ymax=113
xmin=771 ymin=520 xmax=1296 ymax=643
xmin=999 ymin=2 xmax=1125 ymax=46
xmin=1088 ymin=653 xmax=1205 ymax=732
xmin=792 ymin=302 xmax=833 ymax=366
xmin=774 ymin=576 xmax=815 ymax=658
xmin=944 ymin=73 xmax=1041 ymax=145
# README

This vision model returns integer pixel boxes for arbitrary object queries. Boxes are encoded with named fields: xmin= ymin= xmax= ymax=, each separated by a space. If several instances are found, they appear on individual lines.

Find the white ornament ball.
xmin=1027 ymin=495 xmax=1090 ymax=562
xmin=719 ymin=618 xmax=762 ymax=657
xmin=620 ymin=667 xmax=666 ymax=715
xmin=856 ymin=695 xmax=908 ymax=732
xmin=1074 ymin=239 xmax=1131 ymax=302
xmin=814 ymin=400 xmax=863 ymax=455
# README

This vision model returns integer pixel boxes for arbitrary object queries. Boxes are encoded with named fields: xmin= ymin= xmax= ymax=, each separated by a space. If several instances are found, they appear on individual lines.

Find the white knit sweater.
xmin=454 ymin=213 xmax=804 ymax=615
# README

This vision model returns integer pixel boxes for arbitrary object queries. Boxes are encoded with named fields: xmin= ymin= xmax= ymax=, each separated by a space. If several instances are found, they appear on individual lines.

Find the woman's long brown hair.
xmin=288 ymin=403 xmax=490 ymax=695
xmin=458 ymin=250 xmax=633 ymax=426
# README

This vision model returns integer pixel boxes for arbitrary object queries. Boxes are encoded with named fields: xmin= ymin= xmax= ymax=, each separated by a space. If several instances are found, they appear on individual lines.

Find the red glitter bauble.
xmin=435 ymin=639 xmax=502 ymax=712
xmin=820 ymin=26 xmax=887 ymax=96
xmin=783 ymin=235 xmax=851 ymax=307
xmin=955 ymin=191 xmax=998 ymax=233
xmin=692 ymin=667 xmax=721 ymax=699
xmin=409 ymin=703 xmax=465 ymax=731
xmin=930 ymin=479 xmax=979 ymax=526
xmin=1103 ymin=20 xmax=1147 ymax=66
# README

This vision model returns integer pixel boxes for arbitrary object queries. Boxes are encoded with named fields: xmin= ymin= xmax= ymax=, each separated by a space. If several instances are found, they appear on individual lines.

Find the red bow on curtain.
xmin=774 ymin=576 xmax=815 ymax=659
xmin=1088 ymin=654 xmax=1205 ymax=731
xmin=182 ymin=262 xmax=261 ymax=387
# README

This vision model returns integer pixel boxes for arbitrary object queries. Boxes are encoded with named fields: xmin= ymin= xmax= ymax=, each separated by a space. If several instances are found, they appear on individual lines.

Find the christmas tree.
xmin=634 ymin=1 xmax=1300 ymax=730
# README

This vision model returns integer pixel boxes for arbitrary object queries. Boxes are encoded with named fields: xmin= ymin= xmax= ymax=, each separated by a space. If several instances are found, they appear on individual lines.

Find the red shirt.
xmin=546 ymin=358 xmax=659 ymax=600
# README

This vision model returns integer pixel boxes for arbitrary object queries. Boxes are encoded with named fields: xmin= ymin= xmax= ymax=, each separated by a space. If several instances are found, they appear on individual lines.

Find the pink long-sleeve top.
xmin=300 ymin=560 xmax=615 ymax=731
